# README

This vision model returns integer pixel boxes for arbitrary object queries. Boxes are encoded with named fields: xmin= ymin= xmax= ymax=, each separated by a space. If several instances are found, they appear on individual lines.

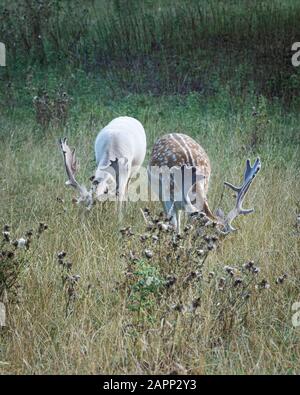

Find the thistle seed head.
xmin=144 ymin=249 xmax=153 ymax=259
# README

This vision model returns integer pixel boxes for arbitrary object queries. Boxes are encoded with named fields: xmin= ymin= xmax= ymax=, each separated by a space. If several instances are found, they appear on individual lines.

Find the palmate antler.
xmin=59 ymin=138 xmax=93 ymax=208
xmin=217 ymin=157 xmax=261 ymax=233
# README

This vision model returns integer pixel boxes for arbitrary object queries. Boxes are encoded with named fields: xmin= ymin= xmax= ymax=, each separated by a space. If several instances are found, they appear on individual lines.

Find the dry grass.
xmin=0 ymin=91 xmax=299 ymax=374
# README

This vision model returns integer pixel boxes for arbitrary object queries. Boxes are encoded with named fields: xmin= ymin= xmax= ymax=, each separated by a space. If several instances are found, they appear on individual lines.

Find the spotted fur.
xmin=149 ymin=133 xmax=215 ymax=231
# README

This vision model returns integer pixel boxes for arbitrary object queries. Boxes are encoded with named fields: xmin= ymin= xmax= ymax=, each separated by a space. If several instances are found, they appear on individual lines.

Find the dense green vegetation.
xmin=1 ymin=0 xmax=300 ymax=99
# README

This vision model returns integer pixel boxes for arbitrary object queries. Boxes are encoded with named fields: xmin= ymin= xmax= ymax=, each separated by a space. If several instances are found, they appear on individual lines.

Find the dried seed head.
xmin=257 ymin=279 xmax=270 ymax=289
xmin=243 ymin=260 xmax=254 ymax=270
xmin=120 ymin=227 xmax=134 ymax=237
xmin=172 ymin=240 xmax=179 ymax=248
xmin=184 ymin=224 xmax=193 ymax=233
xmin=144 ymin=249 xmax=153 ymax=259
xmin=171 ymin=303 xmax=186 ymax=313
xmin=276 ymin=274 xmax=287 ymax=285
xmin=146 ymin=222 xmax=155 ymax=231
xmin=158 ymin=222 xmax=170 ymax=232
xmin=125 ymin=270 xmax=134 ymax=279
xmin=242 ymin=291 xmax=251 ymax=300
xmin=57 ymin=251 xmax=67 ymax=260
xmin=38 ymin=223 xmax=48 ymax=234
xmin=208 ymin=271 xmax=215 ymax=279
xmin=143 ymin=207 xmax=150 ymax=216
xmin=2 ymin=231 xmax=10 ymax=242
xmin=252 ymin=266 xmax=260 ymax=275
xmin=129 ymin=250 xmax=138 ymax=261
xmin=7 ymin=251 xmax=14 ymax=259
xmin=189 ymin=297 xmax=201 ymax=312
xmin=16 ymin=238 xmax=27 ymax=249
xmin=165 ymin=274 xmax=177 ymax=288
xmin=233 ymin=277 xmax=243 ymax=287
xmin=25 ymin=229 xmax=33 ymax=238
xmin=190 ymin=212 xmax=207 ymax=222
xmin=140 ymin=234 xmax=149 ymax=242
xmin=207 ymin=243 xmax=215 ymax=251
xmin=69 ymin=274 xmax=80 ymax=282
xmin=196 ymin=249 xmax=205 ymax=257
xmin=224 ymin=266 xmax=235 ymax=276
xmin=183 ymin=271 xmax=197 ymax=283
xmin=218 ymin=277 xmax=226 ymax=290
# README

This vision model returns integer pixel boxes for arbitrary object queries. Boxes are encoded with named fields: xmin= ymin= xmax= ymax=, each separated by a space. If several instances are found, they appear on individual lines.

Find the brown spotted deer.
xmin=59 ymin=116 xmax=147 ymax=212
xmin=148 ymin=133 xmax=261 ymax=233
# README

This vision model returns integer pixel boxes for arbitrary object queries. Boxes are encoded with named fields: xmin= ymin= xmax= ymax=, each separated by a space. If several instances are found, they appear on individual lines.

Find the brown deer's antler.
xmin=218 ymin=157 xmax=261 ymax=233
xmin=59 ymin=138 xmax=93 ymax=208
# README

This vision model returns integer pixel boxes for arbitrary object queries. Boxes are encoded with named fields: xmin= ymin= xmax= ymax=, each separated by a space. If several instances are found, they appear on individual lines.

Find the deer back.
xmin=149 ymin=133 xmax=211 ymax=195
xmin=95 ymin=116 xmax=146 ymax=170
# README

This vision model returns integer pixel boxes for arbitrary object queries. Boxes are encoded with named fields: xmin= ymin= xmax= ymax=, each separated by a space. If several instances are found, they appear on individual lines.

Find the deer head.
xmin=216 ymin=157 xmax=261 ymax=233
xmin=92 ymin=165 xmax=117 ymax=201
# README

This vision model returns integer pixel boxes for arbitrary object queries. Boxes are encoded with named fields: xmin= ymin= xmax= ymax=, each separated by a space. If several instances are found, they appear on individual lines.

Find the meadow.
xmin=0 ymin=0 xmax=300 ymax=375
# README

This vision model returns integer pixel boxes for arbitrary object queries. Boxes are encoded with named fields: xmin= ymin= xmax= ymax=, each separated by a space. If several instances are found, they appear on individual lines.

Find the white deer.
xmin=59 ymin=116 xmax=147 ymax=211
xmin=148 ymin=133 xmax=261 ymax=233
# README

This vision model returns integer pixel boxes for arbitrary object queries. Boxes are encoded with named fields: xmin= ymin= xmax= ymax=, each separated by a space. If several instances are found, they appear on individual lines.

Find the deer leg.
xmin=122 ymin=178 xmax=130 ymax=210
xmin=176 ymin=209 xmax=181 ymax=234
xmin=117 ymin=173 xmax=130 ymax=219
xmin=163 ymin=200 xmax=181 ymax=233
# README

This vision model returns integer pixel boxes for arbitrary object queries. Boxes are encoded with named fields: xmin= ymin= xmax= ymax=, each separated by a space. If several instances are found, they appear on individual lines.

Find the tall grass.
xmin=0 ymin=0 xmax=299 ymax=375
xmin=0 ymin=85 xmax=299 ymax=374
xmin=1 ymin=0 xmax=300 ymax=98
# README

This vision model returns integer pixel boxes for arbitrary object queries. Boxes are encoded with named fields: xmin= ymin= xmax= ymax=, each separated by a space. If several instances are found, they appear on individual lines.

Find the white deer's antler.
xmin=218 ymin=157 xmax=261 ymax=233
xmin=59 ymin=138 xmax=93 ymax=208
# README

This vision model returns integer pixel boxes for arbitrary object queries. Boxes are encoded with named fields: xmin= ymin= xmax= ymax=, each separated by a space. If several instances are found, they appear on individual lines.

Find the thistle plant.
xmin=56 ymin=251 xmax=81 ymax=318
xmin=119 ymin=209 xmax=289 ymax=344
xmin=32 ymin=85 xmax=71 ymax=128
xmin=119 ymin=209 xmax=223 ymax=320
xmin=0 ymin=222 xmax=48 ymax=325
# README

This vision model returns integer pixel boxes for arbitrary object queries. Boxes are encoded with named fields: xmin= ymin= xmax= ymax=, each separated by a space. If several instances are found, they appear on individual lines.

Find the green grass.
xmin=1 ymin=0 xmax=300 ymax=99
xmin=0 ymin=0 xmax=300 ymax=376
xmin=0 ymin=74 xmax=299 ymax=373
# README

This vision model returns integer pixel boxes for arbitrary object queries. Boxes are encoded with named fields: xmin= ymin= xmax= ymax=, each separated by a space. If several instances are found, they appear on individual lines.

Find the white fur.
xmin=94 ymin=116 xmax=147 ymax=201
